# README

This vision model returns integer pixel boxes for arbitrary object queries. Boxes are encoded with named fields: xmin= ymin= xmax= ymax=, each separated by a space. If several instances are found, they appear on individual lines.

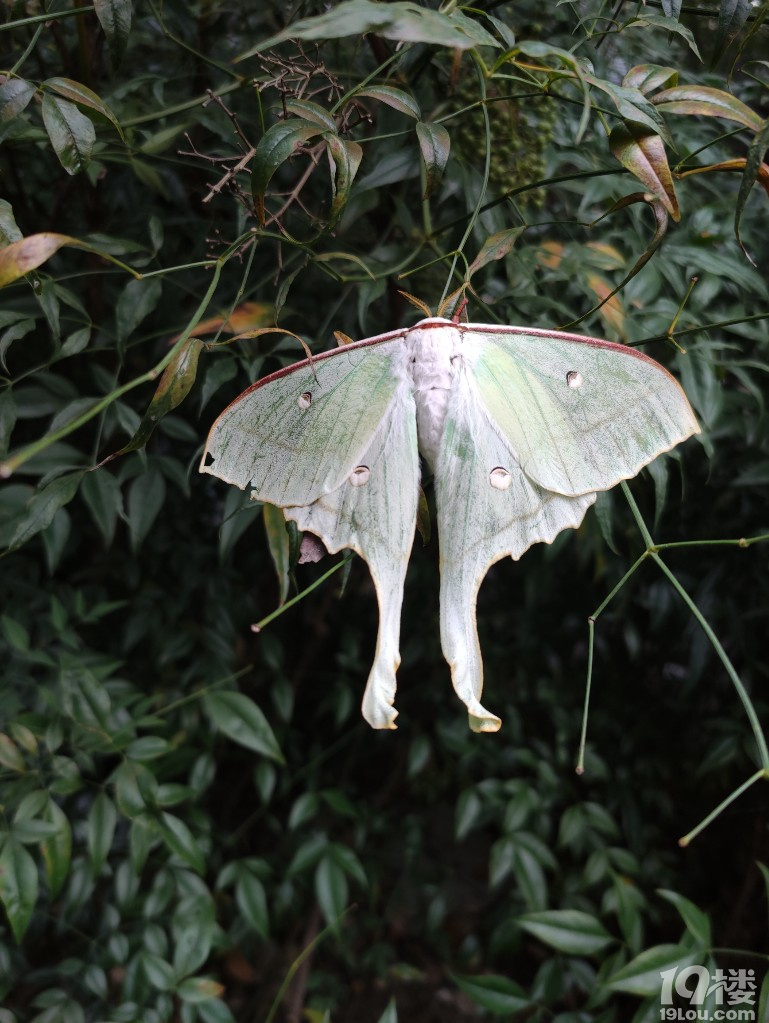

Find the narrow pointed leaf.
xmin=713 ymin=0 xmax=751 ymax=65
xmin=43 ymin=77 xmax=124 ymax=139
xmin=152 ymin=812 xmax=205 ymax=874
xmin=450 ymin=972 xmax=531 ymax=1015
xmin=325 ymin=134 xmax=363 ymax=225
xmin=87 ymin=792 xmax=117 ymax=877
xmin=468 ymin=227 xmax=524 ymax=277
xmin=652 ymin=85 xmax=762 ymax=132
xmin=734 ymin=117 xmax=769 ymax=265
xmin=627 ymin=14 xmax=702 ymax=59
xmin=42 ymin=94 xmax=95 ymax=175
xmin=587 ymin=78 xmax=673 ymax=146
xmin=236 ymin=0 xmax=500 ymax=59
xmin=263 ymin=503 xmax=290 ymax=605
xmin=94 ymin=0 xmax=132 ymax=64
xmin=518 ymin=909 xmax=615 ymax=955
xmin=40 ymin=798 xmax=72 ymax=897
xmin=284 ymin=98 xmax=337 ymax=131
xmin=0 ymin=200 xmax=22 ymax=245
xmin=356 ymin=86 xmax=421 ymax=120
xmin=203 ymin=691 xmax=285 ymax=764
xmin=0 ymin=78 xmax=36 ymax=122
xmin=609 ymin=124 xmax=679 ymax=220
xmin=604 ymin=944 xmax=703 ymax=996
xmin=10 ymin=471 xmax=84 ymax=549
xmin=416 ymin=121 xmax=450 ymax=199
xmin=251 ymin=119 xmax=326 ymax=224
xmin=0 ymin=837 xmax=38 ymax=942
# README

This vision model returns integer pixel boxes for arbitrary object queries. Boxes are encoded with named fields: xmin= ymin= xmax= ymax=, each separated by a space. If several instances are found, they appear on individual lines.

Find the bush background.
xmin=1 ymin=2 xmax=768 ymax=1021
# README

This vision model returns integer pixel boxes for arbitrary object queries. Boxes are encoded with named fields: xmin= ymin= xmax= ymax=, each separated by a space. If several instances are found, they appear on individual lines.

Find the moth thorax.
xmin=489 ymin=467 xmax=512 ymax=490
xmin=408 ymin=325 xmax=461 ymax=471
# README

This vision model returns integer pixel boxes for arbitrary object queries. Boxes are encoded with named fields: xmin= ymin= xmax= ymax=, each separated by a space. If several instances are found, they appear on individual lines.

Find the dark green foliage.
xmin=1 ymin=2 xmax=768 ymax=1022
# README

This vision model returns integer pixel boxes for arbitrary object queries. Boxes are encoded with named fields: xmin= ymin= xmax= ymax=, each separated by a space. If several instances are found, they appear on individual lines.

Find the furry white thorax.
xmin=407 ymin=322 xmax=461 ymax=472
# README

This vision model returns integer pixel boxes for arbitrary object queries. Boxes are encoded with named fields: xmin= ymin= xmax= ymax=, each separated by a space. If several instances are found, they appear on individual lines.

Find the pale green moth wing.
xmin=200 ymin=331 xmax=419 ymax=730
xmin=287 ymin=387 xmax=419 ymax=729
xmin=464 ymin=326 xmax=700 ymax=497
xmin=435 ymin=365 xmax=596 ymax=733
xmin=200 ymin=330 xmax=409 ymax=506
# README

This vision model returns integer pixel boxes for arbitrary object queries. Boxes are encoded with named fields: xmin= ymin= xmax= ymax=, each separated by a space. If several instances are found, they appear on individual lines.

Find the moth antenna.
xmin=397 ymin=290 xmax=433 ymax=318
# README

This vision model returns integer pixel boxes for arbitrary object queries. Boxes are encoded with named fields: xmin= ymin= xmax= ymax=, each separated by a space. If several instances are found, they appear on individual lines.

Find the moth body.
xmin=408 ymin=321 xmax=461 ymax=472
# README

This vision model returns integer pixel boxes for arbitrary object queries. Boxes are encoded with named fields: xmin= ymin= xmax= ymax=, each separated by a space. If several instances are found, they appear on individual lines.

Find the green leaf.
xmin=468 ymin=227 xmax=524 ymax=277
xmin=355 ymin=86 xmax=421 ymax=120
xmin=376 ymin=998 xmax=398 ymax=1023
xmin=609 ymin=124 xmax=679 ymax=220
xmin=263 ymin=503 xmax=290 ymax=605
xmin=0 ymin=79 xmax=36 ymax=122
xmin=651 ymin=85 xmax=762 ymax=131
xmin=734 ymin=116 xmax=769 ymax=265
xmin=315 ymin=855 xmax=348 ymax=928
xmin=235 ymin=871 xmax=269 ymax=936
xmin=141 ymin=951 xmax=176 ymax=991
xmin=43 ymin=77 xmax=124 ymax=140
xmin=627 ymin=14 xmax=702 ymax=59
xmin=115 ymin=276 xmax=163 ymax=349
xmin=518 ymin=910 xmax=615 ymax=956
xmin=604 ymin=944 xmax=703 ymax=996
xmin=325 ymin=134 xmax=363 ymax=226
xmin=87 ymin=792 xmax=117 ymax=877
xmin=203 ymin=690 xmax=284 ymax=764
xmin=236 ymin=0 xmax=500 ymax=59
xmin=0 ymin=200 xmax=22 ymax=245
xmin=657 ymin=889 xmax=711 ymax=946
xmin=1 ymin=614 xmax=29 ymax=652
xmin=112 ymin=337 xmax=203 ymax=456
xmin=126 ymin=466 xmax=166 ymax=552
xmin=94 ymin=0 xmax=132 ymax=64
xmin=251 ymin=118 xmax=326 ymax=225
xmin=415 ymin=121 xmax=450 ymax=199
xmin=81 ymin=470 xmax=123 ymax=546
xmin=450 ymin=972 xmax=531 ymax=1015
xmin=712 ymin=0 xmax=751 ymax=65
xmin=10 ymin=471 xmax=84 ymax=549
xmin=41 ymin=94 xmax=95 ymax=175
xmin=40 ymin=798 xmax=72 ymax=897
xmin=587 ymin=78 xmax=673 ymax=146
xmin=172 ymin=896 xmax=215 ymax=976
xmin=284 ymin=98 xmax=337 ymax=131
xmin=0 ymin=837 xmax=38 ymax=942
xmin=151 ymin=813 xmax=205 ymax=874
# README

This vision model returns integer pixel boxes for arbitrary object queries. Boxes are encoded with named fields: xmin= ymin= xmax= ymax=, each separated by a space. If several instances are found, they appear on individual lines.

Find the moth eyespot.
xmin=298 ymin=391 xmax=313 ymax=409
xmin=349 ymin=465 xmax=370 ymax=486
xmin=489 ymin=467 xmax=512 ymax=490
xmin=566 ymin=371 xmax=583 ymax=389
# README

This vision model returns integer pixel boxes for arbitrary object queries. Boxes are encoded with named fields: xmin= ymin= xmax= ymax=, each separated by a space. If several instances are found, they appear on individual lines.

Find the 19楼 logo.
xmin=659 ymin=966 xmax=757 ymax=1021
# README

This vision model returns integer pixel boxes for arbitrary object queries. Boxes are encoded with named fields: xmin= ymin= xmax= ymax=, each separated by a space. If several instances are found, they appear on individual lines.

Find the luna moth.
xmin=200 ymin=317 xmax=699 ymax=732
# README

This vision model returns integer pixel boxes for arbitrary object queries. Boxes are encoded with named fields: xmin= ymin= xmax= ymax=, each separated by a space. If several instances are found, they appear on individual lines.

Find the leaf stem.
xmin=251 ymin=555 xmax=352 ymax=632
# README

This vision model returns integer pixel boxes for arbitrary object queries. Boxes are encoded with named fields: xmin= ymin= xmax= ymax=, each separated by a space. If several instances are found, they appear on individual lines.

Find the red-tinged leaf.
xmin=609 ymin=123 xmax=679 ymax=220
xmin=263 ymin=503 xmax=290 ymax=605
xmin=590 ymin=192 xmax=669 ymax=308
xmin=468 ymin=227 xmax=524 ymax=277
xmin=0 ymin=78 xmax=36 ymax=122
xmin=177 ymin=978 xmax=226 ymax=1004
xmin=43 ymin=77 xmax=124 ymax=139
xmin=651 ymin=85 xmax=762 ymax=132
xmin=325 ymin=134 xmax=363 ymax=225
xmin=585 ymin=274 xmax=626 ymax=338
xmin=0 ymin=837 xmax=38 ymax=942
xmin=734 ymin=117 xmax=769 ymax=265
xmin=416 ymin=121 xmax=450 ymax=199
xmin=251 ymin=118 xmax=326 ymax=225
xmin=42 ymin=94 xmax=95 ymax=174
xmin=355 ymin=85 xmax=421 ymax=120
xmin=712 ymin=0 xmax=751 ymax=66
xmin=0 ymin=233 xmax=74 ymax=288
xmin=94 ymin=0 xmax=132 ymax=64
xmin=622 ymin=64 xmax=678 ymax=95
xmin=103 ymin=338 xmax=203 ymax=460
